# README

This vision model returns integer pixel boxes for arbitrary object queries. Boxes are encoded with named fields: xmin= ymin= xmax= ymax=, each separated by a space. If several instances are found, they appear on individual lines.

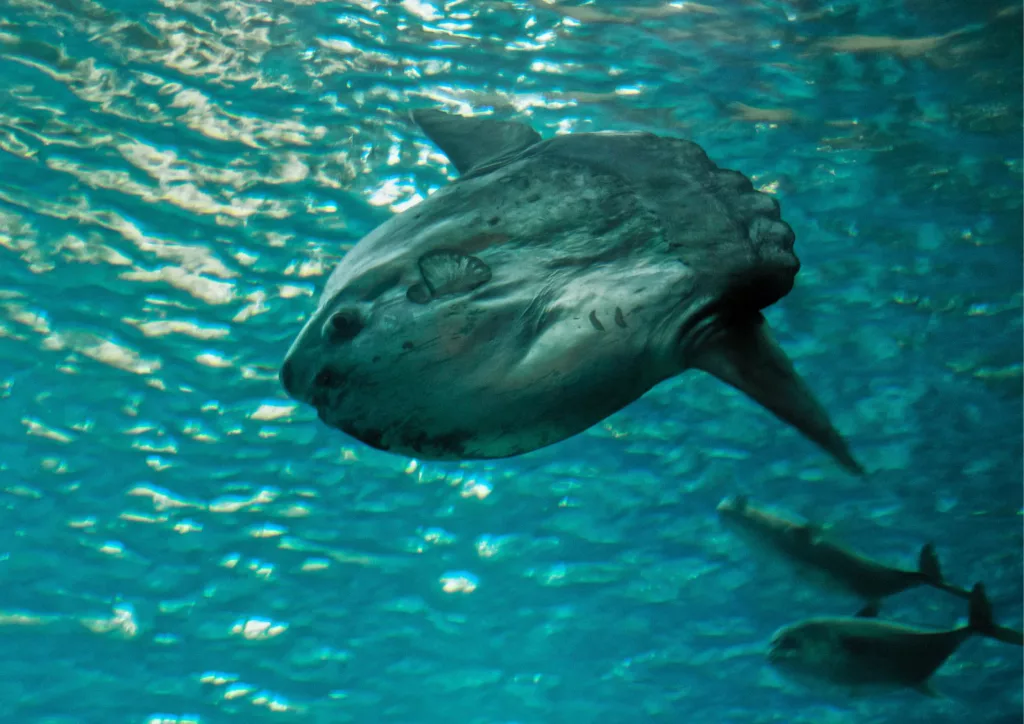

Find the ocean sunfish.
xmin=280 ymin=109 xmax=863 ymax=473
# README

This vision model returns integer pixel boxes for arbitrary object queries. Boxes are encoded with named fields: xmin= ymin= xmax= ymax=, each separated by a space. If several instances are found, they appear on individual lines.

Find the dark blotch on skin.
xmin=312 ymin=367 xmax=349 ymax=409
xmin=361 ymin=428 xmax=387 ymax=450
xmin=399 ymin=428 xmax=471 ymax=456
xmin=589 ymin=310 xmax=605 ymax=332
xmin=402 ymin=340 xmax=415 ymax=350
xmin=341 ymin=423 xmax=390 ymax=451
xmin=487 ymin=216 xmax=500 ymax=226
xmin=431 ymin=431 xmax=469 ymax=455
xmin=314 ymin=367 xmax=347 ymax=389
xmin=614 ymin=307 xmax=627 ymax=328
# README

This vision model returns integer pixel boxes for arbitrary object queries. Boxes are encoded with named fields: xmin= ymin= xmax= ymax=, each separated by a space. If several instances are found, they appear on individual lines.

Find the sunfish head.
xmin=278 ymin=230 xmax=539 ymax=458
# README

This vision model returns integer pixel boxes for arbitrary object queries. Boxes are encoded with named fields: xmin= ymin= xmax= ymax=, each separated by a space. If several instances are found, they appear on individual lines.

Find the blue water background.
xmin=0 ymin=0 xmax=1021 ymax=722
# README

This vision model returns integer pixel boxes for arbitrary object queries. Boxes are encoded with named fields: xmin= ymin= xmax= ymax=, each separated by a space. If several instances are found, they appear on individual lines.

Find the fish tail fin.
xmin=968 ymin=583 xmax=1024 ymax=646
xmin=917 ymin=543 xmax=971 ymax=599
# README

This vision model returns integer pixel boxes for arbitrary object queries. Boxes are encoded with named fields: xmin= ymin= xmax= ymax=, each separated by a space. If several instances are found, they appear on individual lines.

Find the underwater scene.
xmin=0 ymin=0 xmax=1021 ymax=722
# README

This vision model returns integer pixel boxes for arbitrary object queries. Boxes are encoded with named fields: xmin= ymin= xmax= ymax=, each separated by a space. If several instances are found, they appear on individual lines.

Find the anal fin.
xmin=692 ymin=313 xmax=864 ymax=475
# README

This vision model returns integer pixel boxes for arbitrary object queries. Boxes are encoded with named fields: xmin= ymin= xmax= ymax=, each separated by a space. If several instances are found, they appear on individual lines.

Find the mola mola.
xmin=280 ymin=109 xmax=863 ymax=473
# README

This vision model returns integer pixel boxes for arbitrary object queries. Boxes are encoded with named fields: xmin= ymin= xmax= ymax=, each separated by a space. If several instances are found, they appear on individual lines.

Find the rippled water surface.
xmin=0 ymin=0 xmax=1021 ymax=722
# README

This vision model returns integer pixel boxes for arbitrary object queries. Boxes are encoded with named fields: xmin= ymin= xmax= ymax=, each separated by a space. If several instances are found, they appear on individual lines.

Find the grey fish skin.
xmin=768 ymin=583 xmax=1024 ymax=697
xmin=280 ymin=109 xmax=863 ymax=473
xmin=716 ymin=495 xmax=971 ymax=604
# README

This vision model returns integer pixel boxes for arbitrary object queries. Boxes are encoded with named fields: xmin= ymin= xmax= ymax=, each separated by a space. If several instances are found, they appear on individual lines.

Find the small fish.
xmin=716 ymin=495 xmax=970 ymax=606
xmin=768 ymin=582 xmax=1024 ymax=697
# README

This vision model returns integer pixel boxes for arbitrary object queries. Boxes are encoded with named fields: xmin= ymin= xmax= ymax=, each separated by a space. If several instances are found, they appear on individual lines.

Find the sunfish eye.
xmin=323 ymin=310 xmax=364 ymax=342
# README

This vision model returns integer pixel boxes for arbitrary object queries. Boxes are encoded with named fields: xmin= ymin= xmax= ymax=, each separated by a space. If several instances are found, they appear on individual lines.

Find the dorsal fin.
xmin=411 ymin=109 xmax=542 ymax=176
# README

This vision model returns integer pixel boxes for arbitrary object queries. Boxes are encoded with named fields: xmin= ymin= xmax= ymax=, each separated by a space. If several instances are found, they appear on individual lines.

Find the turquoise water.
xmin=0 ymin=0 xmax=1021 ymax=722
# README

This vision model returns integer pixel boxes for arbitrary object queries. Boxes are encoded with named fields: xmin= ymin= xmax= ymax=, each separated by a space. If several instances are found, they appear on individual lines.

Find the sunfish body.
xmin=280 ymin=109 xmax=862 ymax=473
xmin=716 ymin=495 xmax=970 ymax=605
xmin=768 ymin=583 xmax=1024 ymax=696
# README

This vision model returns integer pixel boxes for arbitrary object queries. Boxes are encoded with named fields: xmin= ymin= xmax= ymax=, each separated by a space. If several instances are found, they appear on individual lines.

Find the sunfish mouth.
xmin=280 ymin=345 xmax=351 ymax=411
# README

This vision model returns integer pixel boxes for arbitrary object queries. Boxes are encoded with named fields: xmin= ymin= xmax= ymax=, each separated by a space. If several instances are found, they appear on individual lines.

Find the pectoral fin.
xmin=692 ymin=313 xmax=864 ymax=475
xmin=418 ymin=250 xmax=492 ymax=298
